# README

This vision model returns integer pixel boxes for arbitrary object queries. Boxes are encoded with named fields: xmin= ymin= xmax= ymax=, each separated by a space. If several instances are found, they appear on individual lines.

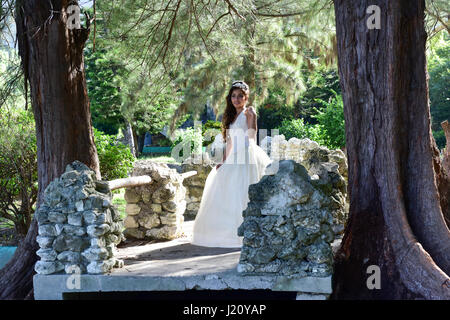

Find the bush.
xmin=93 ymin=128 xmax=135 ymax=180
xmin=0 ymin=109 xmax=38 ymax=237
xmin=277 ymin=118 xmax=327 ymax=146
xmin=313 ymin=91 xmax=346 ymax=149
xmin=170 ymin=126 xmax=203 ymax=158
xmin=202 ymin=120 xmax=222 ymax=147
xmin=433 ymin=129 xmax=446 ymax=151
xmin=277 ymin=90 xmax=346 ymax=150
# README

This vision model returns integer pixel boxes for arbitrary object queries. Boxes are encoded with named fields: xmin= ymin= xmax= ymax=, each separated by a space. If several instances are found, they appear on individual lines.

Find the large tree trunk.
xmin=0 ymin=0 xmax=100 ymax=299
xmin=332 ymin=0 xmax=450 ymax=299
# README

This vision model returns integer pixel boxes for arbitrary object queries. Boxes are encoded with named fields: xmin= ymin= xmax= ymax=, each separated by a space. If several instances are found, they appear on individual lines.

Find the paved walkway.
xmin=113 ymin=221 xmax=242 ymax=276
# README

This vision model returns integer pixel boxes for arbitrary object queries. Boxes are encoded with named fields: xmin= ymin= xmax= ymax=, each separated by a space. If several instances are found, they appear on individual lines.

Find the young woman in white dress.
xmin=191 ymin=81 xmax=272 ymax=248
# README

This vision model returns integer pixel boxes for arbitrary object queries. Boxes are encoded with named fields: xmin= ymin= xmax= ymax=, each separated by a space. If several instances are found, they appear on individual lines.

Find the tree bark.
xmin=442 ymin=120 xmax=450 ymax=173
xmin=437 ymin=120 xmax=450 ymax=228
xmin=332 ymin=0 xmax=450 ymax=299
xmin=0 ymin=0 xmax=100 ymax=299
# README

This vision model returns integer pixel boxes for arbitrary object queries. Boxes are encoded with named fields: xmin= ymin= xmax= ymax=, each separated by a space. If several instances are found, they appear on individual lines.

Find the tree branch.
xmin=192 ymin=0 xmax=216 ymax=63
xmin=425 ymin=8 xmax=450 ymax=34
xmin=222 ymin=0 xmax=246 ymax=20
xmin=96 ymin=171 xmax=197 ymax=192
xmin=255 ymin=11 xmax=309 ymax=18
xmin=206 ymin=9 xmax=230 ymax=38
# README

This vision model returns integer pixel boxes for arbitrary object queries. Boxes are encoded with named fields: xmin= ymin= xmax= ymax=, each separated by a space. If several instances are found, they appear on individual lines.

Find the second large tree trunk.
xmin=332 ymin=0 xmax=450 ymax=299
xmin=0 ymin=0 xmax=100 ymax=299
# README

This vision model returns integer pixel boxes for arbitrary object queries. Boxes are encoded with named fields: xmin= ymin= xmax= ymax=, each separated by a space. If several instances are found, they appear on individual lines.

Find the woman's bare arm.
xmin=245 ymin=106 xmax=257 ymax=140
xmin=217 ymin=134 xmax=233 ymax=169
xmin=223 ymin=135 xmax=233 ymax=162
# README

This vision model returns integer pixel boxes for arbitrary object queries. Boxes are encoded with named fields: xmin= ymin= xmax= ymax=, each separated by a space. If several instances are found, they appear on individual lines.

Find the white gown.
xmin=191 ymin=108 xmax=273 ymax=248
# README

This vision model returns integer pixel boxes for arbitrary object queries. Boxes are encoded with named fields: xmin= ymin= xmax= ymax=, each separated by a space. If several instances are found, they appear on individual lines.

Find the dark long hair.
xmin=221 ymin=82 xmax=250 ymax=141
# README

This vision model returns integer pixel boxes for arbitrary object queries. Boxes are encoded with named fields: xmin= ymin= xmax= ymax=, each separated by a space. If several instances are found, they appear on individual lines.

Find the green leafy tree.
xmin=83 ymin=5 xmax=182 ymax=153
xmin=0 ymin=108 xmax=37 ymax=237
xmin=85 ymin=46 xmax=127 ymax=135
xmin=295 ymin=67 xmax=341 ymax=124
xmin=0 ymin=46 xmax=25 ymax=111
xmin=97 ymin=0 xmax=337 ymax=130
xmin=427 ymin=32 xmax=450 ymax=149
xmin=258 ymin=86 xmax=295 ymax=131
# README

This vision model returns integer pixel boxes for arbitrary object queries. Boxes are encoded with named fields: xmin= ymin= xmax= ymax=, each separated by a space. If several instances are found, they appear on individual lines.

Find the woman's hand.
xmin=244 ymin=106 xmax=256 ymax=119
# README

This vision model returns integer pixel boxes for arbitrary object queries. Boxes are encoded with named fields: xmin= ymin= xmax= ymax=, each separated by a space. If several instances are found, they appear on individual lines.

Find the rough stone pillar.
xmin=34 ymin=161 xmax=124 ymax=275
xmin=237 ymin=160 xmax=347 ymax=299
xmin=123 ymin=161 xmax=186 ymax=240
xmin=181 ymin=155 xmax=216 ymax=220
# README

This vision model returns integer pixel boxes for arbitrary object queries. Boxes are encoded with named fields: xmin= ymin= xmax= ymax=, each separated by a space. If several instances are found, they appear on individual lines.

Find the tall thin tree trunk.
xmin=332 ymin=0 xmax=450 ymax=299
xmin=123 ymin=119 xmax=136 ymax=157
xmin=136 ymin=133 xmax=145 ymax=156
xmin=0 ymin=0 xmax=100 ymax=299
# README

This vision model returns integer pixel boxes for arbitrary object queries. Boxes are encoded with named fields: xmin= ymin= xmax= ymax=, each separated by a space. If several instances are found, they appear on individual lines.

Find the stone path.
xmin=113 ymin=221 xmax=242 ymax=276
xmin=113 ymin=220 xmax=342 ymax=276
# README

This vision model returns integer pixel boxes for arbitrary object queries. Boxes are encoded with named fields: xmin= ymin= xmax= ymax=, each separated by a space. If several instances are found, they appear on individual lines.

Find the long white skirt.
xmin=191 ymin=140 xmax=272 ymax=248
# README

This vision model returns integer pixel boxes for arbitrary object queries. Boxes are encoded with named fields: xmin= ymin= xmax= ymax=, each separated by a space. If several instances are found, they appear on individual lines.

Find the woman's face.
xmin=230 ymin=89 xmax=248 ymax=110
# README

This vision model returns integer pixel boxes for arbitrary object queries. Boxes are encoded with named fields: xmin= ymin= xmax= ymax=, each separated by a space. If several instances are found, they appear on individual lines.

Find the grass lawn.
xmin=0 ymin=218 xmax=18 ymax=246
xmin=138 ymin=154 xmax=181 ymax=165
xmin=112 ymin=154 xmax=182 ymax=223
xmin=112 ymin=189 xmax=127 ymax=220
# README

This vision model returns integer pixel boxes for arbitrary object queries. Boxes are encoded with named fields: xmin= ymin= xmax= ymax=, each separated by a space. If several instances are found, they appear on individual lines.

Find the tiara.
xmin=231 ymin=81 xmax=249 ymax=91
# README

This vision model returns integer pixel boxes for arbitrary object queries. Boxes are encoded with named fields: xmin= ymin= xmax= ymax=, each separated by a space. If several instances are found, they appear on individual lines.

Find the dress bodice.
xmin=228 ymin=108 xmax=255 ymax=155
xmin=229 ymin=108 xmax=250 ymax=139
xmin=230 ymin=109 xmax=247 ymax=129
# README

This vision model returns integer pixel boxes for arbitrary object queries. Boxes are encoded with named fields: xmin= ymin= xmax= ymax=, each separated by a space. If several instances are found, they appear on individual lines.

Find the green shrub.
xmin=433 ymin=130 xmax=446 ymax=151
xmin=93 ymin=128 xmax=135 ymax=180
xmin=170 ymin=126 xmax=203 ymax=157
xmin=277 ymin=118 xmax=327 ymax=146
xmin=313 ymin=91 xmax=346 ymax=149
xmin=202 ymin=120 xmax=222 ymax=147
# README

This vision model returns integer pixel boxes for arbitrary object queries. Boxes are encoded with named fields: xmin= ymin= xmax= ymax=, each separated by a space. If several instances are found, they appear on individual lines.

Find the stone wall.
xmin=34 ymin=161 xmax=124 ymax=275
xmin=263 ymin=135 xmax=347 ymax=180
xmin=123 ymin=161 xmax=186 ymax=240
xmin=262 ymin=135 xmax=348 ymax=229
xmin=180 ymin=155 xmax=215 ymax=220
xmin=237 ymin=160 xmax=346 ymax=281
